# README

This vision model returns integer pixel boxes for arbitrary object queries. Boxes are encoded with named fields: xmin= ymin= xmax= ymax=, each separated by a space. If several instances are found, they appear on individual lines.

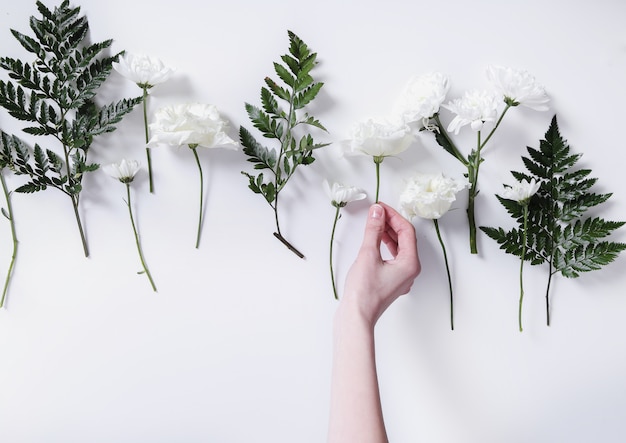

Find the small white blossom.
xmin=323 ymin=180 xmax=367 ymax=208
xmin=486 ymin=65 xmax=549 ymax=111
xmin=104 ymin=159 xmax=141 ymax=184
xmin=113 ymin=53 xmax=174 ymax=89
xmin=345 ymin=118 xmax=414 ymax=159
xmin=394 ymin=72 xmax=450 ymax=124
xmin=501 ymin=178 xmax=541 ymax=204
xmin=149 ymin=103 xmax=238 ymax=149
xmin=443 ymin=90 xmax=499 ymax=135
xmin=400 ymin=173 xmax=468 ymax=220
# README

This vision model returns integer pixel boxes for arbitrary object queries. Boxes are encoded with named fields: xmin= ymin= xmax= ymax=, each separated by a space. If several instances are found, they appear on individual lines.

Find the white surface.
xmin=1 ymin=1 xmax=625 ymax=442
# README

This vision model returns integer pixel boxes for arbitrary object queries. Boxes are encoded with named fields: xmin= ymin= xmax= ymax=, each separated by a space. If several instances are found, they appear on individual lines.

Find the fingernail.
xmin=371 ymin=204 xmax=383 ymax=219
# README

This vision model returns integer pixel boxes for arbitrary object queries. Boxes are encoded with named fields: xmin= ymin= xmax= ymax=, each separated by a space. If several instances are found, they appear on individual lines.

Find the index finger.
xmin=378 ymin=202 xmax=417 ymax=260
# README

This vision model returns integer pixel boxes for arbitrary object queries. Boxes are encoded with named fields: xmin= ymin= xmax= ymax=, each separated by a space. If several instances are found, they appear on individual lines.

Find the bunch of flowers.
xmin=395 ymin=66 xmax=549 ymax=254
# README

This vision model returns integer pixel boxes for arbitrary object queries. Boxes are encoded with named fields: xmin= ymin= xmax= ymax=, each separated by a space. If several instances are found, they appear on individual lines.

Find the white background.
xmin=1 ymin=0 xmax=625 ymax=442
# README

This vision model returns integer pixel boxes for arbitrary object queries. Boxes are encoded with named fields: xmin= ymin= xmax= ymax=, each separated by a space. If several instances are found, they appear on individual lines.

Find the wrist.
xmin=335 ymin=293 xmax=378 ymax=332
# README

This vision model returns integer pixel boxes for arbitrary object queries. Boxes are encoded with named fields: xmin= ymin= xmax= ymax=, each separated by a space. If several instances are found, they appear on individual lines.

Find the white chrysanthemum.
xmin=486 ymin=65 xmax=549 ymax=111
xmin=443 ymin=90 xmax=499 ymax=135
xmin=113 ymin=53 xmax=174 ymax=88
xmin=394 ymin=72 xmax=450 ymax=124
xmin=345 ymin=118 xmax=414 ymax=159
xmin=149 ymin=103 xmax=238 ymax=149
xmin=323 ymin=180 xmax=367 ymax=208
xmin=104 ymin=159 xmax=141 ymax=184
xmin=501 ymin=178 xmax=541 ymax=204
xmin=400 ymin=173 xmax=468 ymax=220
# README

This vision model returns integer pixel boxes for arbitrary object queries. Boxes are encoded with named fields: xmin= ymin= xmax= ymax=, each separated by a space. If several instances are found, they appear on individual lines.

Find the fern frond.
xmin=239 ymin=31 xmax=327 ymax=258
xmin=482 ymin=115 xmax=625 ymax=327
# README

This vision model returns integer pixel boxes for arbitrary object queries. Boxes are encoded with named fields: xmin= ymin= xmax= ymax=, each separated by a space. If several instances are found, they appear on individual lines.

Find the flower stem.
xmin=1 ymin=171 xmax=17 ymax=308
xmin=125 ymin=183 xmax=157 ymax=292
xmin=466 ymin=139 xmax=482 ymax=255
xmin=374 ymin=157 xmax=382 ymax=203
xmin=519 ymin=205 xmax=529 ymax=332
xmin=191 ymin=146 xmax=204 ymax=249
xmin=329 ymin=206 xmax=341 ymax=300
xmin=479 ymin=104 xmax=511 ymax=150
xmin=467 ymin=182 xmax=478 ymax=255
xmin=434 ymin=219 xmax=454 ymax=330
xmin=142 ymin=87 xmax=154 ymax=193
xmin=464 ymin=105 xmax=512 ymax=255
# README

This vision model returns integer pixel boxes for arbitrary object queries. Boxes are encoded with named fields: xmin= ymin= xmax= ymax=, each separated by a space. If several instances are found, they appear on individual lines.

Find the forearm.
xmin=328 ymin=301 xmax=388 ymax=443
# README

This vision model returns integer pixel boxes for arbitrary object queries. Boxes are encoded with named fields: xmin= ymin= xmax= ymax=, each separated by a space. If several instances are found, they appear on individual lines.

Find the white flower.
xmin=400 ymin=173 xmax=468 ymax=220
xmin=394 ymin=72 xmax=450 ymax=124
xmin=345 ymin=118 xmax=414 ymax=159
xmin=149 ymin=103 xmax=238 ymax=149
xmin=113 ymin=53 xmax=174 ymax=89
xmin=104 ymin=159 xmax=141 ymax=184
xmin=443 ymin=90 xmax=499 ymax=135
xmin=323 ymin=180 xmax=367 ymax=208
xmin=486 ymin=65 xmax=549 ymax=111
xmin=501 ymin=178 xmax=540 ymax=204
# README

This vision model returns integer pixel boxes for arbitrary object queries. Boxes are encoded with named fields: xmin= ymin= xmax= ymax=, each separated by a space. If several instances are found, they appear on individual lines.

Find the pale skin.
xmin=328 ymin=202 xmax=421 ymax=443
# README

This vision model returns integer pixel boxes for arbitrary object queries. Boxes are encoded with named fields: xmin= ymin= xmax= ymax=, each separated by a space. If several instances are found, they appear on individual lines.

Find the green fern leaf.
xmin=239 ymin=30 xmax=328 ymax=257
xmin=482 ymin=115 xmax=625 ymax=326
xmin=294 ymin=82 xmax=323 ymax=110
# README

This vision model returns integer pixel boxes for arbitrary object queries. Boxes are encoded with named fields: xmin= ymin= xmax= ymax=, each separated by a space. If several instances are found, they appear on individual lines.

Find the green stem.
xmin=478 ymin=104 xmax=511 ymax=150
xmin=125 ymin=183 xmax=157 ymax=292
xmin=58 ymin=136 xmax=89 ymax=257
xmin=466 ymin=133 xmax=482 ymax=255
xmin=0 ymin=171 xmax=17 ymax=308
xmin=142 ymin=87 xmax=154 ymax=193
xmin=545 ymin=183 xmax=558 ymax=327
xmin=191 ymin=146 xmax=204 ymax=249
xmin=71 ymin=194 xmax=89 ymax=257
xmin=464 ymin=105 xmax=512 ymax=255
xmin=546 ymin=261 xmax=554 ymax=327
xmin=466 ymin=182 xmax=478 ymax=255
xmin=273 ymin=194 xmax=282 ymax=237
xmin=329 ymin=206 xmax=341 ymax=300
xmin=519 ymin=205 xmax=529 ymax=332
xmin=269 ymin=73 xmax=301 ymax=258
xmin=271 ymin=181 xmax=305 ymax=259
xmin=434 ymin=219 xmax=454 ymax=330
xmin=374 ymin=157 xmax=382 ymax=203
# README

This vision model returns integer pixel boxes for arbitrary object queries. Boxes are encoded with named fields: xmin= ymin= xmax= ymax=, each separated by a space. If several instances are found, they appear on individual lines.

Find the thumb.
xmin=359 ymin=203 xmax=386 ymax=253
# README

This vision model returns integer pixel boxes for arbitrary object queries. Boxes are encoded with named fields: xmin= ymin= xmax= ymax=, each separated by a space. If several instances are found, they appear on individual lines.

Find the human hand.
xmin=340 ymin=202 xmax=421 ymax=327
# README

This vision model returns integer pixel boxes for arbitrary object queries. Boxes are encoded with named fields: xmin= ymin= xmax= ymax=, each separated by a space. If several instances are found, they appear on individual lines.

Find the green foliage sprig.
xmin=481 ymin=116 xmax=626 ymax=328
xmin=240 ymin=30 xmax=328 ymax=258
xmin=0 ymin=0 xmax=141 ymax=257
